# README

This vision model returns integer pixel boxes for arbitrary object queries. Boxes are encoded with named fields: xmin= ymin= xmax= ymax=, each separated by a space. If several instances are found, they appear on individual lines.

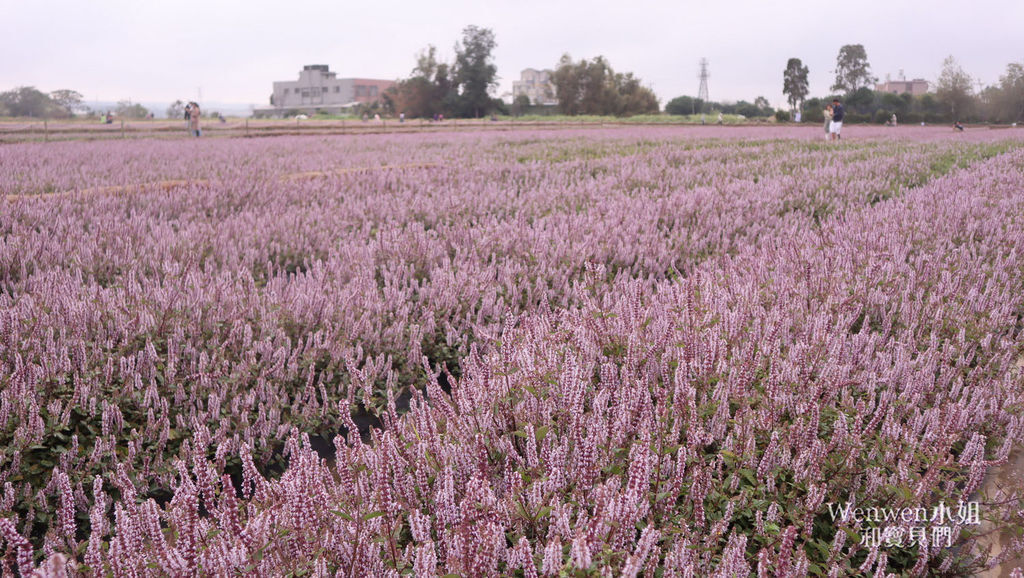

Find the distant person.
xmin=829 ymin=98 xmax=844 ymax=140
xmin=374 ymin=113 xmax=380 ymax=122
xmin=399 ymin=112 xmax=405 ymax=123
xmin=889 ymin=113 xmax=897 ymax=127
xmin=105 ymin=111 xmax=113 ymax=124
xmin=823 ymin=104 xmax=833 ymax=140
xmin=717 ymin=112 xmax=723 ymax=125
xmin=187 ymin=102 xmax=201 ymax=137
xmin=794 ymin=110 xmax=802 ymax=123
xmin=954 ymin=120 xmax=965 ymax=132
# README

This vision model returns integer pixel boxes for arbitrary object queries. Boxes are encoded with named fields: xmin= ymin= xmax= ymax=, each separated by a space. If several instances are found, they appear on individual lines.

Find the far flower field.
xmin=1 ymin=125 xmax=1024 ymax=576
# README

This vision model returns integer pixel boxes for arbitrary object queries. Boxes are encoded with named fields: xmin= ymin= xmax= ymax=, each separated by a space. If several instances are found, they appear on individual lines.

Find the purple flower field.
xmin=2 ymin=125 xmax=1024 ymax=575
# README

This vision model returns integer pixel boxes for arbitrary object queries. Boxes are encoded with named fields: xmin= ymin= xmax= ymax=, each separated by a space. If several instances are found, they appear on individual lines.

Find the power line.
xmin=697 ymin=58 xmax=710 ymax=107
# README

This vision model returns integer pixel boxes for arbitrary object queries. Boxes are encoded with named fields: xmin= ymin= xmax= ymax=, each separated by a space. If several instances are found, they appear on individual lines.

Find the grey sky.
xmin=3 ymin=0 xmax=1021 ymax=109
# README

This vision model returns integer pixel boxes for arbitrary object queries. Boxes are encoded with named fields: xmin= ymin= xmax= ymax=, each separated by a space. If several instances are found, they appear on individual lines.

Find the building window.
xmin=302 ymin=89 xmax=310 ymax=98
xmin=334 ymin=86 xmax=340 ymax=93
xmin=283 ymin=88 xmax=289 ymax=95
xmin=370 ymin=86 xmax=378 ymax=96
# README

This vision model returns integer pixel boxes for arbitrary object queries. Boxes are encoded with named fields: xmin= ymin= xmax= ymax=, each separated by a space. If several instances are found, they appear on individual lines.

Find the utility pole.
xmin=697 ymin=58 xmax=710 ymax=113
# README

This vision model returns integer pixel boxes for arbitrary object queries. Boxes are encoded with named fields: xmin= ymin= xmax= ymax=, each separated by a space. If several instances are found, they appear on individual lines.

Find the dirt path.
xmin=975 ymin=356 xmax=1024 ymax=577
xmin=975 ymin=448 xmax=1024 ymax=576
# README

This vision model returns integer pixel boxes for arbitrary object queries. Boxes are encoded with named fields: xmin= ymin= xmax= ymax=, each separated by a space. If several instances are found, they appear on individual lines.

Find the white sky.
xmin=2 ymin=0 xmax=1022 ymax=109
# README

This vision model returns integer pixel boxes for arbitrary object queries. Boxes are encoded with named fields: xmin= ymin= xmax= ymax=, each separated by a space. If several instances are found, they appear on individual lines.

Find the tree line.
xmin=0 ymin=87 xmax=86 ymax=118
xmin=387 ymin=35 xmax=1023 ymax=123
xmin=773 ymin=45 xmax=1023 ymax=124
xmin=665 ymin=45 xmax=1023 ymax=125
xmin=383 ymin=26 xmax=659 ymax=119
xmin=4 ymin=36 xmax=1023 ymax=124
xmin=0 ymin=87 xmax=156 ymax=120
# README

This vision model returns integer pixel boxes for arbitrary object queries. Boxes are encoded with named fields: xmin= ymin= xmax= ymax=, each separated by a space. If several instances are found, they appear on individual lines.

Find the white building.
xmin=253 ymin=65 xmax=395 ymax=117
xmin=512 ymin=68 xmax=557 ymax=106
xmin=876 ymin=71 xmax=929 ymax=96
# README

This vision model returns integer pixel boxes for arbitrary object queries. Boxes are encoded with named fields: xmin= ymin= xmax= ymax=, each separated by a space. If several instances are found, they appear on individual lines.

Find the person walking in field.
xmin=829 ymin=98 xmax=845 ymax=141
xmin=187 ymin=102 xmax=201 ymax=137
xmin=823 ymin=104 xmax=833 ymax=141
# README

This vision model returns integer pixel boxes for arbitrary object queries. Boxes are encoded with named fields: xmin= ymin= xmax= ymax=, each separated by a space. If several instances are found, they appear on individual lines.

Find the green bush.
xmin=843 ymin=112 xmax=871 ymax=124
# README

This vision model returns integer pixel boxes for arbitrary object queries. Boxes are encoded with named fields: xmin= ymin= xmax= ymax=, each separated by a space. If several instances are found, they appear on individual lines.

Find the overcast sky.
xmin=3 ymin=0 xmax=1022 ymax=109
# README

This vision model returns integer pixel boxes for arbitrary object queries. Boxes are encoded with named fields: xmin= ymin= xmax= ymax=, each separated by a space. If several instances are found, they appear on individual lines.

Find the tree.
xmin=415 ymin=45 xmax=441 ymax=79
xmin=615 ymin=72 xmax=659 ymax=115
xmin=453 ymin=25 xmax=498 ymax=118
xmin=49 ymin=89 xmax=84 ymax=117
xmin=167 ymin=100 xmax=186 ymax=120
xmin=551 ymin=55 xmax=658 ymax=116
xmin=996 ymin=62 xmax=1024 ymax=123
xmin=831 ymin=44 xmax=876 ymax=94
xmin=0 ymin=86 xmax=54 ymax=118
xmin=116 ymin=101 xmax=150 ymax=119
xmin=879 ymin=92 xmax=908 ymax=115
xmin=782 ymin=58 xmax=810 ymax=111
xmin=552 ymin=54 xmax=583 ymax=115
xmin=386 ymin=44 xmax=458 ymax=119
xmin=511 ymin=94 xmax=531 ymax=116
xmin=936 ymin=56 xmax=973 ymax=121
xmin=845 ymin=86 xmax=877 ymax=113
xmin=664 ymin=95 xmax=705 ymax=116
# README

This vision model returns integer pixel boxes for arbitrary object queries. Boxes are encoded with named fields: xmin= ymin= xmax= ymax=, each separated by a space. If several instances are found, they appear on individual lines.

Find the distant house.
xmin=253 ymin=65 xmax=395 ymax=117
xmin=875 ymin=75 xmax=929 ymax=96
xmin=512 ymin=68 xmax=557 ymax=106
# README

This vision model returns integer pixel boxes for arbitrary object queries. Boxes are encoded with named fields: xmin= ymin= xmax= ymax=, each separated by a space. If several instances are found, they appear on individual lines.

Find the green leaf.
xmin=535 ymin=425 xmax=550 ymax=442
xmin=362 ymin=511 xmax=387 ymax=521
xmin=738 ymin=468 xmax=757 ymax=486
